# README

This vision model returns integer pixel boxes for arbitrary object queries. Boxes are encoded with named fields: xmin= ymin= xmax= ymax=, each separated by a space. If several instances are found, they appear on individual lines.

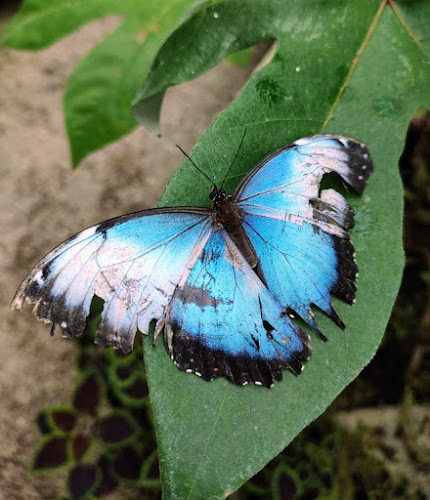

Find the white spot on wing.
xmin=79 ymin=226 xmax=97 ymax=239
xmin=34 ymin=269 xmax=45 ymax=285
xmin=294 ymin=138 xmax=307 ymax=147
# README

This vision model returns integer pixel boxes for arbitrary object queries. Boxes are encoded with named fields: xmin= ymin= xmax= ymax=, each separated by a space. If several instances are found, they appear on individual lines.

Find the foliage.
xmin=137 ymin=1 xmax=429 ymax=497
xmin=31 ymin=154 xmax=430 ymax=498
xmin=1 ymin=0 xmax=195 ymax=166
xmin=32 ymin=322 xmax=160 ymax=499
xmin=3 ymin=0 xmax=430 ymax=498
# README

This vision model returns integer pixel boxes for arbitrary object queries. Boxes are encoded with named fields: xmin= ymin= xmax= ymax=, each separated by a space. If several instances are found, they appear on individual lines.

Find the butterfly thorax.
xmin=210 ymin=187 xmax=258 ymax=269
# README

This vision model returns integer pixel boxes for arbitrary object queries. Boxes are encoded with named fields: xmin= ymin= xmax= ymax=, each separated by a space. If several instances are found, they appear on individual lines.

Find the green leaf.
xmin=1 ymin=0 xmax=195 ymax=166
xmin=136 ymin=1 xmax=430 ymax=498
xmin=225 ymin=47 xmax=252 ymax=68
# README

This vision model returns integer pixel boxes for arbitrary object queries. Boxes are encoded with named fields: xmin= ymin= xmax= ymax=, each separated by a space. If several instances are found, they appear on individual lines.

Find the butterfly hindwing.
xmin=235 ymin=135 xmax=373 ymax=335
xmin=12 ymin=208 xmax=213 ymax=352
xmin=164 ymin=228 xmax=311 ymax=387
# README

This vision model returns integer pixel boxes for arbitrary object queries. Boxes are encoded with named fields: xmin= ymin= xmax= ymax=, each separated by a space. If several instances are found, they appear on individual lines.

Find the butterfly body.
xmin=12 ymin=135 xmax=373 ymax=387
xmin=210 ymin=189 xmax=258 ymax=269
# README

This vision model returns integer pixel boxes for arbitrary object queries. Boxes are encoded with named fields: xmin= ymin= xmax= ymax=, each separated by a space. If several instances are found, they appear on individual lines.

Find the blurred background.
xmin=1 ymin=1 xmax=429 ymax=498
xmin=0 ymin=1 xmax=259 ymax=497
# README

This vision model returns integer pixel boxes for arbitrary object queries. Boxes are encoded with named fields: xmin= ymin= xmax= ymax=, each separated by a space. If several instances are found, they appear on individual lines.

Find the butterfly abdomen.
xmin=215 ymin=197 xmax=258 ymax=269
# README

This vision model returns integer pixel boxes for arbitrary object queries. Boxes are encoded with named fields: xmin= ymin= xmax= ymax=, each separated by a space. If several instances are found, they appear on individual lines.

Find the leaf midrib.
xmin=185 ymin=387 xmax=230 ymax=499
xmin=180 ymin=2 xmax=389 ymax=498
xmin=322 ymin=0 xmax=387 ymax=132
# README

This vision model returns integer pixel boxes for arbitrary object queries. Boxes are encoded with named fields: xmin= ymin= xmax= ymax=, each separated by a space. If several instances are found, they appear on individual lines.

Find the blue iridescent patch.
xmin=12 ymin=135 xmax=373 ymax=387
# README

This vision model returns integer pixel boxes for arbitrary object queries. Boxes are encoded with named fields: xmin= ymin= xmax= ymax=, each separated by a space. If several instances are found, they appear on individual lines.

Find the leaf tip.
xmin=131 ymin=91 xmax=165 ymax=137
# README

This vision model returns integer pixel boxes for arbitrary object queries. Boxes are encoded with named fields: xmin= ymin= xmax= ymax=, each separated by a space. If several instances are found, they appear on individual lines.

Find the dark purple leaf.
xmin=147 ymin=454 xmax=160 ymax=480
xmin=68 ymin=464 xmax=99 ymax=500
xmin=95 ymin=456 xmax=118 ymax=497
xmin=93 ymin=412 xmax=138 ymax=445
xmin=274 ymin=469 xmax=297 ymax=500
xmin=72 ymin=433 xmax=92 ymax=462
xmin=51 ymin=408 xmax=77 ymax=432
xmin=114 ymin=349 xmax=129 ymax=359
xmin=32 ymin=436 xmax=68 ymax=471
xmin=245 ymin=468 xmax=269 ymax=494
xmin=116 ymin=366 xmax=132 ymax=380
xmin=77 ymin=351 xmax=92 ymax=371
xmin=139 ymin=451 xmax=161 ymax=488
xmin=123 ymin=378 xmax=149 ymax=399
xmin=113 ymin=446 xmax=142 ymax=480
xmin=72 ymin=372 xmax=103 ymax=414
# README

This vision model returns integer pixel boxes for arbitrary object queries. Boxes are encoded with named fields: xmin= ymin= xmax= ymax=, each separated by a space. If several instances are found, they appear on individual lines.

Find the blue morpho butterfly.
xmin=12 ymin=132 xmax=373 ymax=388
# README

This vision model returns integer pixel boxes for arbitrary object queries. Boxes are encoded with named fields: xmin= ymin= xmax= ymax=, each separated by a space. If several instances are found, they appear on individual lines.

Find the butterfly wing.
xmin=235 ymin=135 xmax=373 ymax=335
xmin=12 ymin=208 xmax=213 ymax=352
xmin=13 ymin=205 xmax=311 ymax=386
xmin=164 ymin=227 xmax=311 ymax=387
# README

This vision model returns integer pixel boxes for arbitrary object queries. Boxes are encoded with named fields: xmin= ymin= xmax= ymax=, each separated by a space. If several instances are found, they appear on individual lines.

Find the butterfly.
xmin=12 ymin=134 xmax=373 ymax=388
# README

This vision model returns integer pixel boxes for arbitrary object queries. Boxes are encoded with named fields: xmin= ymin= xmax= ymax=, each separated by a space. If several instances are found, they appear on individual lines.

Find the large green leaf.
xmin=1 ymin=0 xmax=195 ymax=166
xmin=135 ymin=1 xmax=430 ymax=498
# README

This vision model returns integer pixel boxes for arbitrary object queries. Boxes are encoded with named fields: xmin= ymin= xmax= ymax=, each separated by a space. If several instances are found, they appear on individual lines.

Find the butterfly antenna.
xmin=220 ymin=127 xmax=248 ymax=191
xmin=176 ymin=145 xmax=216 ymax=187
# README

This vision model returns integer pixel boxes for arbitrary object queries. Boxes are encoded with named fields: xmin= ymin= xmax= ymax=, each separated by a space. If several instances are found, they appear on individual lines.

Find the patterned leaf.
xmin=67 ymin=464 xmax=100 ymax=500
xmin=31 ymin=435 xmax=69 ymax=473
xmin=93 ymin=411 xmax=139 ymax=446
xmin=72 ymin=371 xmax=104 ymax=414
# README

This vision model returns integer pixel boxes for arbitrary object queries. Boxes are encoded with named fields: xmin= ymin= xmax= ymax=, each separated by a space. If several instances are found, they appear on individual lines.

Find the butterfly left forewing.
xmin=12 ymin=208 xmax=212 ymax=352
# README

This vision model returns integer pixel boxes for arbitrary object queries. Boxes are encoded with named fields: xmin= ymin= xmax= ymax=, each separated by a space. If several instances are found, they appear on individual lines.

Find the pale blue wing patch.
xmin=164 ymin=229 xmax=311 ymax=387
xmin=236 ymin=135 xmax=373 ymax=336
xmin=242 ymin=214 xmax=350 ymax=335
xmin=12 ymin=209 xmax=212 ymax=352
xmin=236 ymin=135 xmax=372 ymax=239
